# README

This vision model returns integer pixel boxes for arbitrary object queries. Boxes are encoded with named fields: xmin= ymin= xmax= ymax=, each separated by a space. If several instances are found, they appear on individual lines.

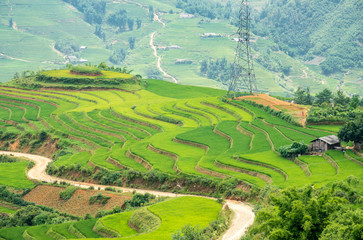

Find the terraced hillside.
xmin=0 ymin=196 xmax=222 ymax=240
xmin=0 ymin=79 xmax=362 ymax=189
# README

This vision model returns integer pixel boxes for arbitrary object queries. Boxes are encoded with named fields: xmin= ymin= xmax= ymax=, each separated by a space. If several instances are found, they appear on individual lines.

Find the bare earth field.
xmin=23 ymin=185 xmax=132 ymax=217
xmin=237 ymin=94 xmax=308 ymax=125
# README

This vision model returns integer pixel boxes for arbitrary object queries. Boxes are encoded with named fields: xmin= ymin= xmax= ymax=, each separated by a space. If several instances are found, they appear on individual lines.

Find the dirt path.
xmin=149 ymin=13 xmax=177 ymax=83
xmin=0 ymin=53 xmax=31 ymax=62
xmin=0 ymin=150 xmax=254 ymax=239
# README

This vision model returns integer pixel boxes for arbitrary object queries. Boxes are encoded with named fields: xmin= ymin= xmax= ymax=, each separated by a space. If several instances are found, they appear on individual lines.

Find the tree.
xmin=338 ymin=116 xmax=363 ymax=149
xmin=149 ymin=6 xmax=154 ymax=21
xmin=200 ymin=60 xmax=208 ymax=74
xmin=136 ymin=18 xmax=142 ymax=29
xmin=128 ymin=37 xmax=136 ymax=50
xmin=109 ymin=48 xmax=127 ymax=64
xmin=334 ymin=90 xmax=350 ymax=107
xmin=315 ymin=88 xmax=332 ymax=105
xmin=146 ymin=68 xmax=162 ymax=79
xmin=107 ymin=9 xmax=128 ymax=31
xmin=293 ymin=87 xmax=313 ymax=105
xmin=127 ymin=18 xmax=134 ymax=31
xmin=349 ymin=95 xmax=360 ymax=109
xmin=8 ymin=18 xmax=13 ymax=28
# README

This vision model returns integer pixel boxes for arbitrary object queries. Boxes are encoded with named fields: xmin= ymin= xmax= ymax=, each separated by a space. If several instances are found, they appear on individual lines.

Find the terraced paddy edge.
xmin=0 ymin=151 xmax=254 ymax=240
xmin=0 ymin=80 xmax=362 ymax=190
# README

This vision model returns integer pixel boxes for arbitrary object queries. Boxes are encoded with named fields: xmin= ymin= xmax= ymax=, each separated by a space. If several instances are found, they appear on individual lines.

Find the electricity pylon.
xmin=228 ymin=0 xmax=257 ymax=95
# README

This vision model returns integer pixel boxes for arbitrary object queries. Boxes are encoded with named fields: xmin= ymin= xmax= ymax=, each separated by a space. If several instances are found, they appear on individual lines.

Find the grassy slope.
xmin=0 ymin=79 xmax=362 ymax=190
xmin=0 ymin=162 xmax=34 ymax=189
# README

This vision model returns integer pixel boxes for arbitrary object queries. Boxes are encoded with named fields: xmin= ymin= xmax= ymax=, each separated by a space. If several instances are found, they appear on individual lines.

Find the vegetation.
xmin=338 ymin=116 xmax=363 ymax=149
xmin=89 ymin=193 xmax=111 ymax=205
xmin=279 ymin=142 xmax=308 ymax=159
xmin=242 ymin=177 xmax=363 ymax=240
xmin=256 ymin=0 xmax=362 ymax=73
xmin=70 ymin=66 xmax=102 ymax=75
xmin=59 ymin=187 xmax=78 ymax=200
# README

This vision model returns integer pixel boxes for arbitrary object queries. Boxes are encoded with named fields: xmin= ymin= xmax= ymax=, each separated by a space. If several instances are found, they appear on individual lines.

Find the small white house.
xmin=79 ymin=58 xmax=88 ymax=63
xmin=180 ymin=13 xmax=194 ymax=19
xmin=80 ymin=46 xmax=87 ymax=50
xmin=168 ymin=45 xmax=181 ymax=50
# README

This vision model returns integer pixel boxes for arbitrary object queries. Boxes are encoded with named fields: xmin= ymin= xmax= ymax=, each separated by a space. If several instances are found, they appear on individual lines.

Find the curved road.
xmin=0 ymin=151 xmax=254 ymax=239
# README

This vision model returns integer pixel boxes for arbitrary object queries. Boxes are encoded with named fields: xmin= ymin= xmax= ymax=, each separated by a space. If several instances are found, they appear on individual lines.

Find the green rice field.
xmin=0 ymin=79 xmax=362 ymax=189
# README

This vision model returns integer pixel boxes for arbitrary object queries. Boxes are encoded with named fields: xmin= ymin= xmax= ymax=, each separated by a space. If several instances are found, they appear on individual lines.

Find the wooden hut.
xmin=310 ymin=135 xmax=341 ymax=152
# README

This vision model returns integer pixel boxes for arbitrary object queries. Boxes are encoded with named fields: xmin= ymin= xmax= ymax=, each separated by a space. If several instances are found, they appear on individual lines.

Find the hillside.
xmin=1 ymin=0 xmax=361 ymax=96
xmin=0 ymin=79 xmax=361 ymax=191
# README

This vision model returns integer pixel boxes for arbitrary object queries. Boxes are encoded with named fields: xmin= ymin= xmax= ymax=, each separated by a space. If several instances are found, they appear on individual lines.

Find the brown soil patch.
xmin=236 ymin=94 xmax=309 ymax=126
xmin=23 ymin=185 xmax=132 ymax=217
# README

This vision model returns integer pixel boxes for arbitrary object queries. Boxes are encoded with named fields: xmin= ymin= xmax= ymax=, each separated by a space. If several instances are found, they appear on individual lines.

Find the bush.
xmin=70 ymin=66 xmax=102 ymax=75
xmin=279 ymin=142 xmax=308 ymax=159
xmin=59 ymin=186 xmax=78 ymax=200
xmin=89 ymin=193 xmax=111 ymax=205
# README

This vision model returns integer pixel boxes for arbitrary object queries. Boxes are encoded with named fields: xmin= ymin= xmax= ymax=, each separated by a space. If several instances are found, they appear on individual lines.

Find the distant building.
xmin=67 ymin=56 xmax=77 ymax=62
xmin=180 ymin=13 xmax=194 ymax=19
xmin=168 ymin=45 xmax=181 ymax=50
xmin=310 ymin=135 xmax=341 ymax=152
xmin=175 ymin=59 xmax=192 ymax=64
xmin=80 ymin=46 xmax=87 ymax=50
xmin=201 ymin=33 xmax=222 ymax=38
xmin=79 ymin=58 xmax=88 ymax=63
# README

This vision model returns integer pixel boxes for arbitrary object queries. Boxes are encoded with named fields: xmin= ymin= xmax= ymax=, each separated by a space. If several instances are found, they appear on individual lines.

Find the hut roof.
xmin=311 ymin=135 xmax=340 ymax=145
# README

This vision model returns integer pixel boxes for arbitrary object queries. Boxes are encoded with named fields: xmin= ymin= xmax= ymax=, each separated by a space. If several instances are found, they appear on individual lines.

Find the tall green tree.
xmin=315 ymin=89 xmax=332 ymax=105
xmin=338 ymin=116 xmax=363 ymax=149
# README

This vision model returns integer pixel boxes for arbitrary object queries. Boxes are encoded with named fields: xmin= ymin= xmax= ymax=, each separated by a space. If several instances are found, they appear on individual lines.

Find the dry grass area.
xmin=23 ymin=185 xmax=132 ymax=217
xmin=237 ymin=94 xmax=309 ymax=126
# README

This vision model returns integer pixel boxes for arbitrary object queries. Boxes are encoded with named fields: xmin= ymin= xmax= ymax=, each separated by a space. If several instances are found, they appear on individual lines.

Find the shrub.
xmin=279 ymin=142 xmax=308 ymax=159
xmin=59 ymin=186 xmax=78 ymax=200
xmin=89 ymin=193 xmax=111 ymax=205
xmin=70 ymin=66 xmax=102 ymax=75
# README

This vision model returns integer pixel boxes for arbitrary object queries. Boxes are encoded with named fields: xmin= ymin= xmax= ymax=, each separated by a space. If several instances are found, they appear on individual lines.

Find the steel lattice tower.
xmin=228 ymin=0 xmax=257 ymax=95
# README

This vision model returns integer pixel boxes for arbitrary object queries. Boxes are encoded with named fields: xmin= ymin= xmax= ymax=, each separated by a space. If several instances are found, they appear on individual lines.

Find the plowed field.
xmin=23 ymin=185 xmax=132 ymax=217
xmin=237 ymin=94 xmax=308 ymax=126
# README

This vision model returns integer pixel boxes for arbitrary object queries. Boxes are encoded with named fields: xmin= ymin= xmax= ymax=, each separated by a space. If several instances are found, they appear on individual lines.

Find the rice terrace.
xmin=0 ymin=0 xmax=362 ymax=239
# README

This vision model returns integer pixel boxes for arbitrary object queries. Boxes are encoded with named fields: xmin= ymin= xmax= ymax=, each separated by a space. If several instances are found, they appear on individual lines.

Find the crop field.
xmin=0 ymin=196 xmax=221 ymax=240
xmin=0 ymin=161 xmax=34 ymax=189
xmin=0 ymin=79 xmax=362 ymax=190
xmin=23 ymin=185 xmax=133 ymax=217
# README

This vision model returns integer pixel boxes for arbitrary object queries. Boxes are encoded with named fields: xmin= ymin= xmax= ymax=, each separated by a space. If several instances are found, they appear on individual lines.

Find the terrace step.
xmin=344 ymin=152 xmax=363 ymax=167
xmin=110 ymin=109 xmax=162 ymax=132
xmin=147 ymin=144 xmax=180 ymax=173
xmin=68 ymin=224 xmax=86 ymax=238
xmin=322 ymin=153 xmax=339 ymax=174
xmin=214 ymin=161 xmax=271 ymax=184
xmin=235 ymin=157 xmax=288 ymax=180
xmin=126 ymin=149 xmax=152 ymax=170
xmin=46 ymin=228 xmax=66 ymax=239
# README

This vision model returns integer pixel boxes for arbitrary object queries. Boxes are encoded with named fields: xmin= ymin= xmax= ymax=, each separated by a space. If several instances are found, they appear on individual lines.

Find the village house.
xmin=310 ymin=135 xmax=341 ymax=152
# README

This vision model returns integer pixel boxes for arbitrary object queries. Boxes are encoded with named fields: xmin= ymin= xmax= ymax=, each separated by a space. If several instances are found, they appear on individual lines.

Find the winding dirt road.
xmin=149 ymin=13 xmax=178 ymax=83
xmin=0 ymin=151 xmax=254 ymax=239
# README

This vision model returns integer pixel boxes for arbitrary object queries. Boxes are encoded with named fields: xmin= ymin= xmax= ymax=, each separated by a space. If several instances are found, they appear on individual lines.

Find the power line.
xmin=228 ymin=0 xmax=258 ymax=95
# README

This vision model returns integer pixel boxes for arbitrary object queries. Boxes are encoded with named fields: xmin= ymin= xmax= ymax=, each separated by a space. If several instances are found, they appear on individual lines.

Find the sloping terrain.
xmin=1 ymin=0 xmax=360 ymax=95
xmin=23 ymin=185 xmax=132 ymax=217
xmin=0 ymin=79 xmax=362 ymax=189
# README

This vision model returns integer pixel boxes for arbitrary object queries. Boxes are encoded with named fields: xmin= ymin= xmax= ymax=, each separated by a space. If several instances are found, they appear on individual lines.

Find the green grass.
xmin=54 ymin=151 xmax=91 ymax=167
xmin=0 ymin=226 xmax=28 ymax=240
xmin=101 ymin=211 xmax=138 ymax=237
xmin=0 ymin=162 xmax=34 ymax=189
xmin=0 ymin=206 xmax=16 ymax=214
xmin=51 ymin=222 xmax=78 ymax=239
xmin=146 ymin=79 xmax=226 ymax=99
xmin=307 ymin=125 xmax=343 ymax=133
xmin=128 ymin=197 xmax=221 ymax=240
xmin=73 ymin=219 xmax=102 ymax=238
